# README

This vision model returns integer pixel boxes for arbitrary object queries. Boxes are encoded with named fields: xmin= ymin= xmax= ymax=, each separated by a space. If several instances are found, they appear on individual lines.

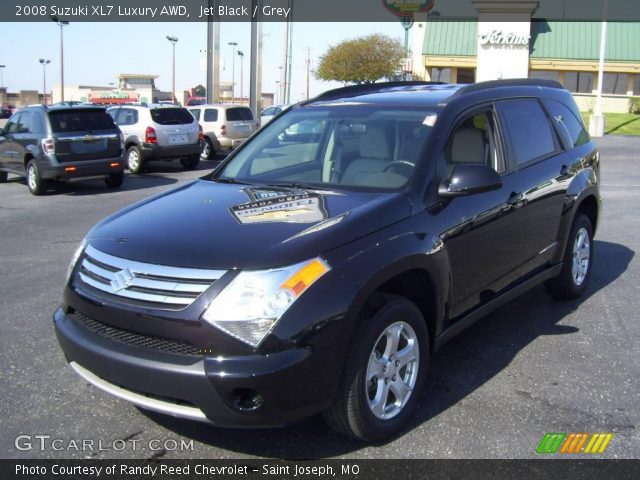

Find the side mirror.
xmin=438 ymin=163 xmax=502 ymax=198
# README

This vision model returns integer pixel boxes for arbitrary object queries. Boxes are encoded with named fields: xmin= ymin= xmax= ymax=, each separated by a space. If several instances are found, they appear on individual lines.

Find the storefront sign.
xmin=479 ymin=30 xmax=530 ymax=46
xmin=383 ymin=0 xmax=434 ymax=17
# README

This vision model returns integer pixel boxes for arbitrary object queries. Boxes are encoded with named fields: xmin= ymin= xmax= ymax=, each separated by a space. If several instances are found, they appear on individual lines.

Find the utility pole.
xmin=166 ymin=36 xmax=178 ymax=103
xmin=589 ymin=0 xmax=608 ymax=137
xmin=39 ymin=59 xmax=51 ymax=105
xmin=249 ymin=0 xmax=263 ymax=119
xmin=228 ymin=42 xmax=238 ymax=103
xmin=51 ymin=16 xmax=69 ymax=102
xmin=285 ymin=2 xmax=293 ymax=104
xmin=305 ymin=47 xmax=310 ymax=100
xmin=206 ymin=0 xmax=220 ymax=104
xmin=238 ymin=50 xmax=244 ymax=104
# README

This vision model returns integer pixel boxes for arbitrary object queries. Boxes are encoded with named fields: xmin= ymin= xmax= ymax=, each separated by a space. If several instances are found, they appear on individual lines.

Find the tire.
xmin=126 ymin=146 xmax=144 ymax=174
xmin=545 ymin=213 xmax=594 ymax=299
xmin=201 ymin=138 xmax=214 ymax=160
xmin=324 ymin=294 xmax=429 ymax=442
xmin=180 ymin=156 xmax=200 ymax=170
xmin=0 ymin=171 xmax=7 ymax=183
xmin=104 ymin=171 xmax=124 ymax=188
xmin=26 ymin=160 xmax=47 ymax=196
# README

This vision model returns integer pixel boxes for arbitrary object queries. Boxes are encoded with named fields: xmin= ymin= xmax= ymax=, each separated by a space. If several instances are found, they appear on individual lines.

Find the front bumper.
xmin=139 ymin=142 xmax=201 ymax=161
xmin=53 ymin=307 xmax=333 ymax=427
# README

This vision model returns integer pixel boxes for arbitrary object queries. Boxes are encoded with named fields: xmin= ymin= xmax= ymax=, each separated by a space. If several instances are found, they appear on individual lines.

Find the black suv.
xmin=54 ymin=80 xmax=600 ymax=441
xmin=0 ymin=104 xmax=125 ymax=195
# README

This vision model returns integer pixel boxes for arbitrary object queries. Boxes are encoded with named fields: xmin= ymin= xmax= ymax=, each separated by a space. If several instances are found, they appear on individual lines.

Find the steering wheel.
xmin=382 ymin=161 xmax=416 ymax=176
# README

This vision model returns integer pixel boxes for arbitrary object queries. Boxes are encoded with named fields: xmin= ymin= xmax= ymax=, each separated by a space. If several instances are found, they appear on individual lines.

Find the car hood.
xmin=87 ymin=179 xmax=412 ymax=269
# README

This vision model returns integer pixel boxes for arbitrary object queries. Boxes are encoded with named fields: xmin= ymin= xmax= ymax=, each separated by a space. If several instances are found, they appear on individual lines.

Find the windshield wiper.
xmin=265 ymin=181 xmax=330 ymax=191
xmin=212 ymin=177 xmax=251 ymax=185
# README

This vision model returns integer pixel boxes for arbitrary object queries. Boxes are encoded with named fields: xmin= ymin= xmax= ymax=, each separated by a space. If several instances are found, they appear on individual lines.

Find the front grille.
xmin=75 ymin=245 xmax=225 ymax=309
xmin=71 ymin=311 xmax=202 ymax=357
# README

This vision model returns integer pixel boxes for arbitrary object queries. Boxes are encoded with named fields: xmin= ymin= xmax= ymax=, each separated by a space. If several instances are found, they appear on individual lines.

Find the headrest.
xmin=359 ymin=126 xmax=391 ymax=159
xmin=451 ymin=128 xmax=486 ymax=164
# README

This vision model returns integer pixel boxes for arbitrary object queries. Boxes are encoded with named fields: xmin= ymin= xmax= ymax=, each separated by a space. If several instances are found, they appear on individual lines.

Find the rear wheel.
xmin=545 ymin=213 xmax=594 ymax=299
xmin=324 ymin=294 xmax=429 ymax=442
xmin=104 ymin=171 xmax=124 ymax=188
xmin=201 ymin=138 xmax=214 ymax=160
xmin=180 ymin=156 xmax=200 ymax=170
xmin=126 ymin=146 xmax=144 ymax=174
xmin=0 ymin=171 xmax=7 ymax=183
xmin=26 ymin=160 xmax=47 ymax=196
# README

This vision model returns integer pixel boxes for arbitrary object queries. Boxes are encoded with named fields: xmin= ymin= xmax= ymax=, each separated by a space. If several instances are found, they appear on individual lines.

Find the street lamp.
xmin=400 ymin=16 xmax=414 ymax=81
xmin=237 ymin=50 xmax=244 ymax=104
xmin=39 ymin=59 xmax=51 ymax=105
xmin=51 ymin=16 xmax=69 ymax=102
xmin=166 ymin=36 xmax=178 ymax=103
xmin=228 ymin=42 xmax=238 ymax=103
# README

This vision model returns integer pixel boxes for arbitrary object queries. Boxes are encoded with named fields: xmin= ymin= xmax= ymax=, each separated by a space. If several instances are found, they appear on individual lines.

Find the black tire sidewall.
xmin=201 ymin=138 xmax=214 ymax=160
xmin=105 ymin=172 xmax=124 ymax=188
xmin=346 ymin=297 xmax=429 ymax=442
xmin=181 ymin=156 xmax=200 ymax=170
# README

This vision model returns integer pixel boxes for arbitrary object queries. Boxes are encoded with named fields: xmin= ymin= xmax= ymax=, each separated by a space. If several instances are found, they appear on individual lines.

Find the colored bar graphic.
xmin=537 ymin=433 xmax=566 ymax=454
xmin=538 ymin=433 xmax=613 ymax=454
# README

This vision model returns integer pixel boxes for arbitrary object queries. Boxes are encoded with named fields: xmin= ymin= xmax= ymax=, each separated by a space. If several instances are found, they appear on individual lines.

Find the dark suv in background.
xmin=0 ymin=104 xmax=125 ymax=195
xmin=54 ymin=80 xmax=600 ymax=442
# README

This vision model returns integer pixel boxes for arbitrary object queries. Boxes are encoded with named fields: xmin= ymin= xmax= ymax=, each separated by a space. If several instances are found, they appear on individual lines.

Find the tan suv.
xmin=188 ymin=104 xmax=257 ymax=160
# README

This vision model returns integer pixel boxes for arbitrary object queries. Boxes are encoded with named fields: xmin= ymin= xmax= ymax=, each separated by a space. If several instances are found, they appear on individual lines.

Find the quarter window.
xmin=544 ymin=99 xmax=589 ymax=148
xmin=499 ymin=99 xmax=557 ymax=166
xmin=204 ymin=109 xmax=219 ymax=122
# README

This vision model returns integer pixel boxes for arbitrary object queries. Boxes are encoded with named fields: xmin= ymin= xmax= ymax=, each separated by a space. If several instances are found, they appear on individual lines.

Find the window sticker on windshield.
xmin=423 ymin=113 xmax=438 ymax=127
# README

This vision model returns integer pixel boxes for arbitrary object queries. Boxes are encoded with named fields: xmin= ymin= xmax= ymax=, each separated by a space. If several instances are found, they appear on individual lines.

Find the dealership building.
xmin=411 ymin=1 xmax=640 ymax=112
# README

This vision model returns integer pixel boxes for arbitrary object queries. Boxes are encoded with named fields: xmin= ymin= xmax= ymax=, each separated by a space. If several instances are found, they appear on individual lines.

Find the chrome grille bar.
xmin=75 ymin=245 xmax=225 ymax=307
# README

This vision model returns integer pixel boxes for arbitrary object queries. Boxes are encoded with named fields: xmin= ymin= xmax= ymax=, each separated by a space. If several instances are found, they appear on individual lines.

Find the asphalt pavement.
xmin=0 ymin=135 xmax=638 ymax=459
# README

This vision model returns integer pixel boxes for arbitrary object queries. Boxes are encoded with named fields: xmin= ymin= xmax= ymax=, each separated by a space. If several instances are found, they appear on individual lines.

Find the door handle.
xmin=505 ymin=191 xmax=525 ymax=210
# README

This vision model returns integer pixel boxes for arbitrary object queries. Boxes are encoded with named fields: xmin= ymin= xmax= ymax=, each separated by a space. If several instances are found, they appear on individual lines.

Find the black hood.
xmin=88 ymin=180 xmax=411 ymax=269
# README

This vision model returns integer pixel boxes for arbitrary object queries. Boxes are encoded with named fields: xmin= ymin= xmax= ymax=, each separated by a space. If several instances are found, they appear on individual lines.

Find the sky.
xmin=0 ymin=21 xmax=410 ymax=103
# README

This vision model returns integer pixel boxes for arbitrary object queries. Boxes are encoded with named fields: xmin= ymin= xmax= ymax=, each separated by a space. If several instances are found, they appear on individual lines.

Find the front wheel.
xmin=180 ymin=156 xmax=200 ymax=170
xmin=0 ymin=171 xmax=7 ymax=183
xmin=324 ymin=294 xmax=429 ymax=442
xmin=545 ymin=213 xmax=594 ymax=299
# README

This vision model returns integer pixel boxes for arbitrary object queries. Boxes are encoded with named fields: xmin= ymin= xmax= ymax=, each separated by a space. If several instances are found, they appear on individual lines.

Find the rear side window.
xmin=204 ymin=109 xmax=219 ymax=122
xmin=116 ymin=108 xmax=138 ymax=126
xmin=226 ymin=107 xmax=253 ymax=121
xmin=150 ymin=108 xmax=194 ymax=125
xmin=189 ymin=109 xmax=201 ymax=121
xmin=544 ymin=99 xmax=589 ymax=148
xmin=49 ymin=110 xmax=117 ymax=133
xmin=499 ymin=99 xmax=557 ymax=166
xmin=17 ymin=111 xmax=32 ymax=133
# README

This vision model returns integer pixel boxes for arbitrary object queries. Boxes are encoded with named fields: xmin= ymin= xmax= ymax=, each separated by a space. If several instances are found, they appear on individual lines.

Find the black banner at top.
xmin=2 ymin=0 xmax=640 ymax=22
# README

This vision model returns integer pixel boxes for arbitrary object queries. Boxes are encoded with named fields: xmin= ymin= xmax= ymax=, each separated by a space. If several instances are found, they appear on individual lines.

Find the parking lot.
xmin=1 ymin=134 xmax=639 ymax=459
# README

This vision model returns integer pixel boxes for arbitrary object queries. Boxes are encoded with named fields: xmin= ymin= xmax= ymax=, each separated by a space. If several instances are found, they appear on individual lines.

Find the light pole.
xmin=228 ymin=42 xmax=238 ymax=103
xmin=51 ymin=16 xmax=69 ymax=102
xmin=166 ymin=36 xmax=178 ymax=103
xmin=275 ymin=80 xmax=280 ymax=104
xmin=39 ymin=59 xmax=51 ymax=105
xmin=237 ymin=50 xmax=244 ymax=104
xmin=0 ymin=65 xmax=5 ymax=90
xmin=400 ymin=16 xmax=414 ymax=81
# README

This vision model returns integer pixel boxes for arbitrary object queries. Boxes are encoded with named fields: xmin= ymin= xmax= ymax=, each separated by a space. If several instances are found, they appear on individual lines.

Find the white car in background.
xmin=260 ymin=104 xmax=291 ymax=127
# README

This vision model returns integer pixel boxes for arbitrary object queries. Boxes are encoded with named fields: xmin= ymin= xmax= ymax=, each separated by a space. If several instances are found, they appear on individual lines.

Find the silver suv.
xmin=188 ymin=104 xmax=257 ymax=160
xmin=108 ymin=104 xmax=202 ymax=173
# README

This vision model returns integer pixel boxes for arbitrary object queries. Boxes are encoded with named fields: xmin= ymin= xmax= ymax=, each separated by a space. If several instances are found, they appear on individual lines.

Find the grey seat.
xmin=341 ymin=126 xmax=392 ymax=185
xmin=447 ymin=128 xmax=488 ymax=175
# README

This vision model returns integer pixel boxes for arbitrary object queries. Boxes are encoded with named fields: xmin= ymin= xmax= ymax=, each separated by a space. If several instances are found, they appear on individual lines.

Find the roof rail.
xmin=453 ymin=79 xmax=564 ymax=97
xmin=302 ymin=81 xmax=447 ymax=105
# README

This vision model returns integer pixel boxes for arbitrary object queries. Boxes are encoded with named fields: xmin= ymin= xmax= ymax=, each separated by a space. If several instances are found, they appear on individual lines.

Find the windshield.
xmin=215 ymin=105 xmax=437 ymax=190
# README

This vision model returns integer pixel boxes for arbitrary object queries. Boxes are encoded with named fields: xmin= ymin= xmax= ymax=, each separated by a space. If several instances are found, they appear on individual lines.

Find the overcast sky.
xmin=0 ymin=21 xmax=407 ymax=102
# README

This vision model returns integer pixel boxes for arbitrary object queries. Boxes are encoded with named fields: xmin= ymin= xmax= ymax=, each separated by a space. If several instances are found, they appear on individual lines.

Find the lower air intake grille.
xmin=71 ymin=312 xmax=202 ymax=357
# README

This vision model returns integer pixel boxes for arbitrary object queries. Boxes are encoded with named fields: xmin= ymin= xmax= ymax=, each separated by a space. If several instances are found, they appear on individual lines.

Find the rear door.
xmin=224 ymin=107 xmax=255 ymax=139
xmin=496 ymin=98 xmax=570 ymax=271
xmin=149 ymin=107 xmax=199 ymax=147
xmin=50 ymin=109 xmax=122 ymax=163
xmin=0 ymin=112 xmax=22 ymax=172
xmin=11 ymin=110 xmax=40 ymax=171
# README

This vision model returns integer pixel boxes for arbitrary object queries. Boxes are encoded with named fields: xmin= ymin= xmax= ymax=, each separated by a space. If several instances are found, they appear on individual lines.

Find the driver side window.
xmin=445 ymin=110 xmax=503 ymax=175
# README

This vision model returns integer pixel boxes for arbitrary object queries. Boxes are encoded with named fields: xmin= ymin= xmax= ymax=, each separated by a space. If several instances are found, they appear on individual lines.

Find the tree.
xmin=316 ymin=34 xmax=405 ymax=85
xmin=194 ymin=84 xmax=206 ymax=97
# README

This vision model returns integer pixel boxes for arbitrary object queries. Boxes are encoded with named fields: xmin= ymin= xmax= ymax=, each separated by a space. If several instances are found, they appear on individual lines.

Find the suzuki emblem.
xmin=110 ymin=268 xmax=135 ymax=293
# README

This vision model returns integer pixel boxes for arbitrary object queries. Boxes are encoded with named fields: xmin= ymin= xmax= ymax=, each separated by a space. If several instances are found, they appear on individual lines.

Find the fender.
xmin=552 ymin=164 xmax=600 ymax=264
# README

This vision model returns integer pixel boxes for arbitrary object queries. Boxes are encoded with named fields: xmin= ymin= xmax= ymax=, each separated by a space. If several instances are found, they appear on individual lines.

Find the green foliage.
xmin=315 ymin=34 xmax=405 ymax=85
xmin=629 ymin=97 xmax=640 ymax=114
xmin=194 ymin=84 xmax=206 ymax=97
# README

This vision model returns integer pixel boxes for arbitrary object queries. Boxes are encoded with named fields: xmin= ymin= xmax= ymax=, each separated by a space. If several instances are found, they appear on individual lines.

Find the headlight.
xmin=66 ymin=239 xmax=87 ymax=283
xmin=202 ymin=258 xmax=330 ymax=348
